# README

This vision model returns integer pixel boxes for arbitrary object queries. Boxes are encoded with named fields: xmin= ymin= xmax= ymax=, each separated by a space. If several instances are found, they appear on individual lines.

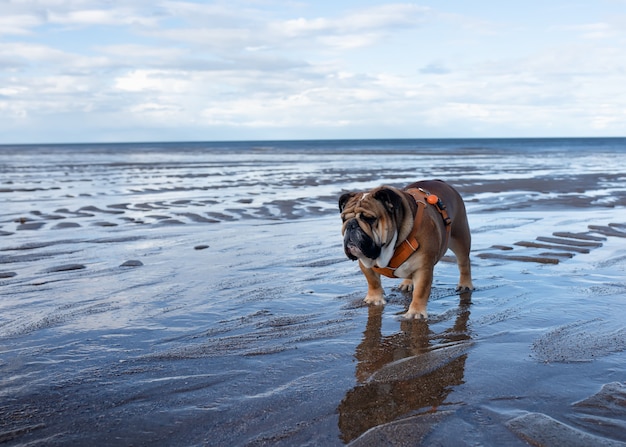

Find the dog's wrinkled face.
xmin=339 ymin=187 xmax=405 ymax=268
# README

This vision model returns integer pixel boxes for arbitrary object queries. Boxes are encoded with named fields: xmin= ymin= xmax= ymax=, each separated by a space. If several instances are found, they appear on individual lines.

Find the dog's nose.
xmin=346 ymin=219 xmax=359 ymax=232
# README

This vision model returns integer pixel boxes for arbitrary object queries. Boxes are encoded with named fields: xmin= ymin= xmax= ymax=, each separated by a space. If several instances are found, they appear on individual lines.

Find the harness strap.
xmin=371 ymin=188 xmax=451 ymax=278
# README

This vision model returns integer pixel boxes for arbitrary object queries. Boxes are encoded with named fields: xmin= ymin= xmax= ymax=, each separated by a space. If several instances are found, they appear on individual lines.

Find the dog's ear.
xmin=338 ymin=192 xmax=356 ymax=212
xmin=372 ymin=187 xmax=404 ymax=216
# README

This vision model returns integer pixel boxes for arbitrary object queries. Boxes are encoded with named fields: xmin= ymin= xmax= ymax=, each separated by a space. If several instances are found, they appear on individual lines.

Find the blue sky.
xmin=1 ymin=0 xmax=625 ymax=143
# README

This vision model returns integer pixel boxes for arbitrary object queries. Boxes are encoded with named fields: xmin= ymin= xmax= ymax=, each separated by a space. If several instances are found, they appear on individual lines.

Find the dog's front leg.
xmin=359 ymin=261 xmax=386 ymax=305
xmin=403 ymin=266 xmax=434 ymax=319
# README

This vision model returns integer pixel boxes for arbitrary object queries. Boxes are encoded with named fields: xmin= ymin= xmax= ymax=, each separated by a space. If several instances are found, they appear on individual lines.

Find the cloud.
xmin=0 ymin=1 xmax=163 ymax=32
xmin=0 ymin=14 xmax=44 ymax=36
xmin=436 ymin=11 xmax=503 ymax=36
xmin=114 ymin=69 xmax=190 ymax=93
xmin=159 ymin=1 xmax=256 ymax=26
xmin=560 ymin=22 xmax=625 ymax=40
xmin=47 ymin=8 xmax=160 ymax=27
xmin=270 ymin=3 xmax=430 ymax=50
xmin=345 ymin=3 xmax=431 ymax=31
xmin=150 ymin=3 xmax=430 ymax=54
xmin=278 ymin=3 xmax=429 ymax=36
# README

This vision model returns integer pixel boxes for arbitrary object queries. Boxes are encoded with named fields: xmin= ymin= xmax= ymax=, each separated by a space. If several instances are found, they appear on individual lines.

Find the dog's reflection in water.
xmin=338 ymin=292 xmax=472 ymax=443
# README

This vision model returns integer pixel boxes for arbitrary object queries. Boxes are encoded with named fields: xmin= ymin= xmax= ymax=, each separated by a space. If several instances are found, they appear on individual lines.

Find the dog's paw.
xmin=364 ymin=291 xmax=386 ymax=306
xmin=401 ymin=309 xmax=428 ymax=320
xmin=397 ymin=279 xmax=413 ymax=292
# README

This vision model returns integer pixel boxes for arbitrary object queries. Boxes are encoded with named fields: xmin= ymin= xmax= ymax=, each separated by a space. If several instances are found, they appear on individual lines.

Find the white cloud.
xmin=159 ymin=1 xmax=255 ymax=24
xmin=280 ymin=17 xmax=331 ymax=36
xmin=345 ymin=3 xmax=430 ymax=30
xmin=0 ymin=14 xmax=44 ymax=35
xmin=149 ymin=3 xmax=429 ymax=54
xmin=0 ymin=1 xmax=162 ymax=32
xmin=128 ymin=102 xmax=184 ymax=120
xmin=0 ymin=42 xmax=73 ymax=65
xmin=114 ymin=69 xmax=193 ymax=93
xmin=270 ymin=3 xmax=429 ymax=49
xmin=50 ymin=9 xmax=111 ymax=26
xmin=318 ymin=33 xmax=383 ymax=50
xmin=152 ymin=27 xmax=260 ymax=53
xmin=436 ymin=11 xmax=503 ymax=36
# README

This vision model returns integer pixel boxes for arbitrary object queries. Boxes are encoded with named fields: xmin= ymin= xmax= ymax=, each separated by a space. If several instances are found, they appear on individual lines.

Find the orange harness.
xmin=371 ymin=188 xmax=451 ymax=278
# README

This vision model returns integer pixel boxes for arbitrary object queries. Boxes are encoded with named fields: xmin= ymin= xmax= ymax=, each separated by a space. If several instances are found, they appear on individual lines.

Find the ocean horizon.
xmin=2 ymin=135 xmax=625 ymax=152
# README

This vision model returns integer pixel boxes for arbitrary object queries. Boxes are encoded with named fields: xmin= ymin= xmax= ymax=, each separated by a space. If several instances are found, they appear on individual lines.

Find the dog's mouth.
xmin=344 ymin=243 xmax=361 ymax=260
xmin=343 ymin=220 xmax=381 ymax=261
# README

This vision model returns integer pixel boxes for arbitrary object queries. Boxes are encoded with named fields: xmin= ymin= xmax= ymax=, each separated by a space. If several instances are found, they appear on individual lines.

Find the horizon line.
xmin=2 ymin=135 xmax=625 ymax=147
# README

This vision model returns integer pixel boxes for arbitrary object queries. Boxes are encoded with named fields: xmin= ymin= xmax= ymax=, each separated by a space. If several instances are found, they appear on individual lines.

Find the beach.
xmin=1 ymin=138 xmax=625 ymax=446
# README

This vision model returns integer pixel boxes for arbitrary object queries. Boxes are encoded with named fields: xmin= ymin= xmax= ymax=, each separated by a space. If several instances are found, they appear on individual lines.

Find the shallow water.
xmin=1 ymin=139 xmax=626 ymax=446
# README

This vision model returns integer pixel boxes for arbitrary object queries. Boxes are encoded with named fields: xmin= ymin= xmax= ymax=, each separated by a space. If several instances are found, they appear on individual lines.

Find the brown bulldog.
xmin=339 ymin=179 xmax=473 ymax=319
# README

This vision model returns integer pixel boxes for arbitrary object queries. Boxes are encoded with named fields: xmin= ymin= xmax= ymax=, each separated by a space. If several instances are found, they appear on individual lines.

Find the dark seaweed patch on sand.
xmin=120 ymin=260 xmax=143 ymax=267
xmin=44 ymin=263 xmax=86 ymax=273
xmin=53 ymin=222 xmax=82 ymax=229
xmin=0 ymin=249 xmax=80 ymax=265
xmin=589 ymin=224 xmax=626 ymax=238
xmin=477 ymin=222 xmax=625 ymax=265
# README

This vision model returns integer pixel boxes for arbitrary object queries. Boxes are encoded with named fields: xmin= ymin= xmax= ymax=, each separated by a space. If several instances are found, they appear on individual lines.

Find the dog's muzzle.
xmin=343 ymin=219 xmax=381 ymax=261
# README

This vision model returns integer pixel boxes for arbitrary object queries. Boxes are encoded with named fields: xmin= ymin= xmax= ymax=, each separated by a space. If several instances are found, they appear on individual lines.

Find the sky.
xmin=1 ymin=0 xmax=625 ymax=143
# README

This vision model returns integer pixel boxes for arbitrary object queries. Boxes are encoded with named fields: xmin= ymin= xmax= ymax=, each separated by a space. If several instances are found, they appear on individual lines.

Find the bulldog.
xmin=339 ymin=179 xmax=473 ymax=319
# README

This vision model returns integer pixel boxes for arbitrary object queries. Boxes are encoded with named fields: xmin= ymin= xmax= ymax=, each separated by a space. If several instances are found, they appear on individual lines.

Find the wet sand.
xmin=1 ymin=140 xmax=626 ymax=446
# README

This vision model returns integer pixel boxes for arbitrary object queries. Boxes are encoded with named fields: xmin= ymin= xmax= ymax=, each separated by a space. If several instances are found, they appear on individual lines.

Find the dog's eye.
xmin=361 ymin=215 xmax=377 ymax=225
